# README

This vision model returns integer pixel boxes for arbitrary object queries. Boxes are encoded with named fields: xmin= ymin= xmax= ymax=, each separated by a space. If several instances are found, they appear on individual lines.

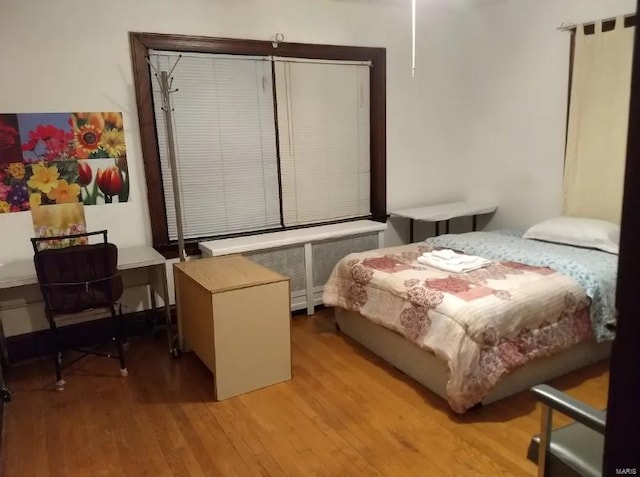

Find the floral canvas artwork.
xmin=0 ymin=162 xmax=30 ymax=213
xmin=27 ymin=161 xmax=81 ymax=207
xmin=0 ymin=111 xmax=129 ymax=214
xmin=18 ymin=113 xmax=75 ymax=163
xmin=79 ymin=157 xmax=129 ymax=205
xmin=0 ymin=115 xmax=23 ymax=164
xmin=30 ymin=202 xmax=88 ymax=250
xmin=72 ymin=112 xmax=126 ymax=160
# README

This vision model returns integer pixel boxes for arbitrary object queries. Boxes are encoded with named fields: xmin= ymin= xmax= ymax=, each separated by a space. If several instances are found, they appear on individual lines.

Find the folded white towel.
xmin=418 ymin=254 xmax=490 ymax=273
xmin=427 ymin=254 xmax=490 ymax=269
xmin=429 ymin=253 xmax=490 ymax=268
xmin=424 ymin=249 xmax=484 ymax=265
xmin=430 ymin=249 xmax=460 ymax=260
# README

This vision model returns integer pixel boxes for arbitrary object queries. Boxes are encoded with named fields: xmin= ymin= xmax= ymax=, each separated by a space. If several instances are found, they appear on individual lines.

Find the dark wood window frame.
xmin=129 ymin=32 xmax=386 ymax=258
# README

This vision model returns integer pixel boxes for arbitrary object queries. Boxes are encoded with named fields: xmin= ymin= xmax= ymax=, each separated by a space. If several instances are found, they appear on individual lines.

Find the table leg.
xmin=0 ymin=309 xmax=12 ymax=402
xmin=445 ymin=220 xmax=450 ymax=234
xmin=409 ymin=219 xmax=414 ymax=243
xmin=435 ymin=221 xmax=440 ymax=237
xmin=164 ymin=264 xmax=181 ymax=357
xmin=472 ymin=215 xmax=478 ymax=231
xmin=152 ymin=263 xmax=180 ymax=357
xmin=149 ymin=285 xmax=157 ymax=314
xmin=0 ymin=309 xmax=9 ymax=367
xmin=147 ymin=280 xmax=162 ymax=342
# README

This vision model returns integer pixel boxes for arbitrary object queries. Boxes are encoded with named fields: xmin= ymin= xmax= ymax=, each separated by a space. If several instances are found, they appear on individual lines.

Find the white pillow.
xmin=523 ymin=216 xmax=620 ymax=254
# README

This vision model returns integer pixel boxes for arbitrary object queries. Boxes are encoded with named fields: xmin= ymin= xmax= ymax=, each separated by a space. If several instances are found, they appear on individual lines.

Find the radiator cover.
xmin=245 ymin=233 xmax=380 ymax=313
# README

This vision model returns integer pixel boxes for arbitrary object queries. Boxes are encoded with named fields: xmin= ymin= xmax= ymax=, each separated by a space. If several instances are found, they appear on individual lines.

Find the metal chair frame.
xmin=530 ymin=384 xmax=606 ymax=477
xmin=31 ymin=230 xmax=128 ymax=391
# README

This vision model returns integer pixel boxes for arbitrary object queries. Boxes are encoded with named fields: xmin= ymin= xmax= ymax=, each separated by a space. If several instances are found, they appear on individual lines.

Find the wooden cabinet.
xmin=174 ymin=255 xmax=291 ymax=400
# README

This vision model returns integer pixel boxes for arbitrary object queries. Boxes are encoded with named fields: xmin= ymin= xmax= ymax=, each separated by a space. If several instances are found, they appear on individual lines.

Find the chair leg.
xmin=538 ymin=404 xmax=553 ymax=477
xmin=110 ymin=305 xmax=128 ymax=377
xmin=48 ymin=316 xmax=65 ymax=391
xmin=119 ymin=303 xmax=129 ymax=351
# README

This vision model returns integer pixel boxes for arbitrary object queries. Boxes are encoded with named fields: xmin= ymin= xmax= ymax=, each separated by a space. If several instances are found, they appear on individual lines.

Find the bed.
xmin=322 ymin=229 xmax=617 ymax=413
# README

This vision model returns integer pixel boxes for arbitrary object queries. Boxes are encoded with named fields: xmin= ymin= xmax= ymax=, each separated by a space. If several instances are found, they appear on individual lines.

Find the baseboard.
xmin=6 ymin=303 xmax=315 ymax=364
xmin=5 ymin=307 xmax=175 ymax=364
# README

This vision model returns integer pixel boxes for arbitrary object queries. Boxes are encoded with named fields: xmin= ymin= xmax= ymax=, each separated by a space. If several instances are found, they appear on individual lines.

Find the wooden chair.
xmin=31 ymin=230 xmax=128 ymax=391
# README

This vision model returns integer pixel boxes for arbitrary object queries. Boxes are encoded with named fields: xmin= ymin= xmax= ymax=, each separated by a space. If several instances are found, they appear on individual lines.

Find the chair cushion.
xmin=527 ymin=421 xmax=604 ymax=477
xmin=34 ymin=243 xmax=123 ymax=314
xmin=46 ymin=287 xmax=119 ymax=314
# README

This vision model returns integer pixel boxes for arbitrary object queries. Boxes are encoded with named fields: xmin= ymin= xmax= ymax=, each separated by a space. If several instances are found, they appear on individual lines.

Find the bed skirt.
xmin=335 ymin=307 xmax=611 ymax=408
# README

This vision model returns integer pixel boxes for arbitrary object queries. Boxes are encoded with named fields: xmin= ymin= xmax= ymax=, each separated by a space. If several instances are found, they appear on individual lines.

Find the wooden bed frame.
xmin=335 ymin=307 xmax=611 ymax=407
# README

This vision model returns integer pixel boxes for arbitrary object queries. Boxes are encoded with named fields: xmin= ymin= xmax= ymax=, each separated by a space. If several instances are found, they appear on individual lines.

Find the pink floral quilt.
xmin=322 ymin=243 xmax=594 ymax=413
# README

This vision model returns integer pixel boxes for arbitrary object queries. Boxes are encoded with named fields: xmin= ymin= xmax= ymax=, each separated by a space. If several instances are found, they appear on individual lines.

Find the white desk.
xmin=0 ymin=245 xmax=176 ymax=364
xmin=390 ymin=201 xmax=497 ymax=242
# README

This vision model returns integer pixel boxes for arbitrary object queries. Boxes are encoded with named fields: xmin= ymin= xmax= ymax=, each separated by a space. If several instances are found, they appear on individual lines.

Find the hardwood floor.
xmin=2 ymin=308 xmax=609 ymax=477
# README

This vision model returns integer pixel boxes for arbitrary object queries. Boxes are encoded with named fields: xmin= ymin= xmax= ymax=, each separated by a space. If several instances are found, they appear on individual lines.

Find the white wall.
xmin=0 ymin=0 xmax=472 ymax=335
xmin=464 ymin=0 xmax=636 ymax=230
xmin=1 ymin=0 xmax=636 ymax=337
xmin=0 ymin=0 xmax=474 ymax=263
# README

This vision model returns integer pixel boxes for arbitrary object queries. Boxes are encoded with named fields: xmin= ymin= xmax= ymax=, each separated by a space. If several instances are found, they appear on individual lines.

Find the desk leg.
xmin=0 ymin=309 xmax=12 ymax=402
xmin=445 ymin=220 xmax=450 ymax=234
xmin=472 ymin=215 xmax=478 ymax=231
xmin=0 ymin=309 xmax=8 ymax=367
xmin=435 ymin=221 xmax=440 ymax=237
xmin=409 ymin=219 xmax=414 ymax=243
xmin=163 ymin=264 xmax=181 ymax=357
xmin=151 ymin=263 xmax=181 ymax=357
xmin=148 ymin=284 xmax=159 ymax=339
xmin=149 ymin=286 xmax=157 ymax=315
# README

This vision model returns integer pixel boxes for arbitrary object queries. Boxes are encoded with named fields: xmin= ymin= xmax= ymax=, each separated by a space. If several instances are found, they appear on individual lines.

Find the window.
xmin=275 ymin=59 xmax=371 ymax=226
xmin=151 ymin=52 xmax=281 ymax=240
xmin=130 ymin=33 xmax=386 ymax=257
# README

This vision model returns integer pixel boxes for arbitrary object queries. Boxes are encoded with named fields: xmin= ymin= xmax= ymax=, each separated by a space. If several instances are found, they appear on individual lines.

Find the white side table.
xmin=390 ymin=200 xmax=497 ymax=242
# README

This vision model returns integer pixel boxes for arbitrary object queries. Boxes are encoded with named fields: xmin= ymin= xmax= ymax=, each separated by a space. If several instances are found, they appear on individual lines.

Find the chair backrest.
xmin=31 ymin=231 xmax=123 ymax=314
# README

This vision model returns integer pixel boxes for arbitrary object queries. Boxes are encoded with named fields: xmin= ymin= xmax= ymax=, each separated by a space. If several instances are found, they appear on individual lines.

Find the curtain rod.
xmin=557 ymin=12 xmax=636 ymax=32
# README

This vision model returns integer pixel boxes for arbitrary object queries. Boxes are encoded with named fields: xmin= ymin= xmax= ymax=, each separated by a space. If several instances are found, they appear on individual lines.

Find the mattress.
xmin=426 ymin=230 xmax=618 ymax=342
xmin=322 ymin=232 xmax=616 ymax=413
xmin=335 ymin=308 xmax=610 ymax=408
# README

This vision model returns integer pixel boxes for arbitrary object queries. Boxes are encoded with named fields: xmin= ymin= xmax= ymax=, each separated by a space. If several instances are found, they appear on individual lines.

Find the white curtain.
xmin=563 ymin=17 xmax=635 ymax=224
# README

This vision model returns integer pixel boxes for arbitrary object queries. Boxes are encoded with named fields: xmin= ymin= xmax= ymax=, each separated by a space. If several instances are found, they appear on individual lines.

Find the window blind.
xmin=150 ymin=51 xmax=281 ymax=240
xmin=274 ymin=59 xmax=371 ymax=227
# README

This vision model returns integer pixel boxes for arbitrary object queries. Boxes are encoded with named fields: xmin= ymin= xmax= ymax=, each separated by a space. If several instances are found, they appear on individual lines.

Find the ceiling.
xmin=329 ymin=0 xmax=509 ymax=7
